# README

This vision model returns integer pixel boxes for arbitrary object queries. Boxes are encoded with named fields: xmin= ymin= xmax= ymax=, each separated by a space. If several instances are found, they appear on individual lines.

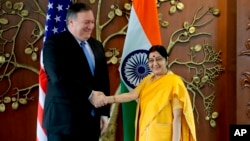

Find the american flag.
xmin=36 ymin=1 xmax=72 ymax=141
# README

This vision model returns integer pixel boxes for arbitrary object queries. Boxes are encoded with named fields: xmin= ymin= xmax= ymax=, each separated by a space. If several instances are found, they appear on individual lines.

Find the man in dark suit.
xmin=42 ymin=2 xmax=110 ymax=141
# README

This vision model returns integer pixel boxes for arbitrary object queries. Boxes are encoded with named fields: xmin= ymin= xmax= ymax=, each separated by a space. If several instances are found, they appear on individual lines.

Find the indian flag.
xmin=119 ymin=0 xmax=162 ymax=140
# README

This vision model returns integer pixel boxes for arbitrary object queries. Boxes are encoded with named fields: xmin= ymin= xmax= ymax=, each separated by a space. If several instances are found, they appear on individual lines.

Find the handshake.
xmin=89 ymin=90 xmax=113 ymax=108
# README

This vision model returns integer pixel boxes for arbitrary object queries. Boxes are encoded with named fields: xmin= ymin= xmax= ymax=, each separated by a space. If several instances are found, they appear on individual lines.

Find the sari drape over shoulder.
xmin=134 ymin=71 xmax=196 ymax=141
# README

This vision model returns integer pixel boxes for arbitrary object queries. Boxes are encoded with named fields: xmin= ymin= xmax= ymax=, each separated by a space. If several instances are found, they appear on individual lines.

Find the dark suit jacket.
xmin=42 ymin=30 xmax=110 ymax=136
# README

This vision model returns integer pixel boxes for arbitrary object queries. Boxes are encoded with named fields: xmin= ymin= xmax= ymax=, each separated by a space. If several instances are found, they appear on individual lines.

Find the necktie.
xmin=80 ymin=41 xmax=95 ymax=75
xmin=80 ymin=41 xmax=95 ymax=116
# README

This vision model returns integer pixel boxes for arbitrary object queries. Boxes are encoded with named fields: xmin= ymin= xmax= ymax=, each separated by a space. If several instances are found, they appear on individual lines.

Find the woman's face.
xmin=148 ymin=51 xmax=168 ymax=76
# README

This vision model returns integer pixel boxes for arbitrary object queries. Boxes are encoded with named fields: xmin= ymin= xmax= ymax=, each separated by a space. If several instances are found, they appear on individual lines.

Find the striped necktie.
xmin=80 ymin=41 xmax=94 ymax=75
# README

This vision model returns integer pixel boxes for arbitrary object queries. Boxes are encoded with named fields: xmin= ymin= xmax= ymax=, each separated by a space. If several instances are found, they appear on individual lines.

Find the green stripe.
xmin=120 ymin=81 xmax=137 ymax=141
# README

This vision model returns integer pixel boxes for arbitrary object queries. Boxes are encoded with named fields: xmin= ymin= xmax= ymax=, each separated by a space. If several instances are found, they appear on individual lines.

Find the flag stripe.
xmin=37 ymin=1 xmax=72 ymax=141
xmin=120 ymin=0 xmax=162 ymax=141
xmin=120 ymin=8 xmax=150 ymax=63
xmin=39 ymin=63 xmax=47 ymax=93
xmin=37 ymin=52 xmax=47 ymax=141
xmin=133 ymin=0 xmax=161 ymax=45
xmin=37 ymin=101 xmax=44 ymax=127
xmin=36 ymin=120 xmax=47 ymax=141
xmin=121 ymin=81 xmax=137 ymax=141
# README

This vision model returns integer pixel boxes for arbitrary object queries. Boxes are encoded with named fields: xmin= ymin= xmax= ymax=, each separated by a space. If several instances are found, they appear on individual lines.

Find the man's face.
xmin=68 ymin=10 xmax=95 ymax=41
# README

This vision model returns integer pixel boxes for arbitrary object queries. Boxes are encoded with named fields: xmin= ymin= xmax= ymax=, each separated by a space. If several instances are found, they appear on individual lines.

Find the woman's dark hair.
xmin=147 ymin=45 xmax=168 ymax=58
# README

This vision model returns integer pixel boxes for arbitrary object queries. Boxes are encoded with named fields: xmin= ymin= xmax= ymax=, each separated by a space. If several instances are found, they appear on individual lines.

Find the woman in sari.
xmin=106 ymin=45 xmax=196 ymax=141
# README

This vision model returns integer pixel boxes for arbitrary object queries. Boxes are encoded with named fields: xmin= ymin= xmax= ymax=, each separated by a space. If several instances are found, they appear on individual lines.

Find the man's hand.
xmin=100 ymin=116 xmax=109 ymax=135
xmin=90 ymin=91 xmax=107 ymax=108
